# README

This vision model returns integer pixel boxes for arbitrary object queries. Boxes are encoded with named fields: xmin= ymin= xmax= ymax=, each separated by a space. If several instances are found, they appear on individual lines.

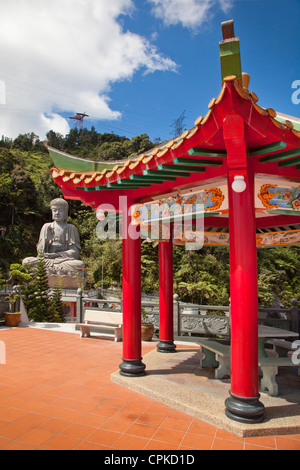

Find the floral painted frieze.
xmin=132 ymin=186 xmax=226 ymax=225
xmin=258 ymin=184 xmax=300 ymax=211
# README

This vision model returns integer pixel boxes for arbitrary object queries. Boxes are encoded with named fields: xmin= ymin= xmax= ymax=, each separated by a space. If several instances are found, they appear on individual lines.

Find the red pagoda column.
xmin=119 ymin=197 xmax=145 ymax=376
xmin=157 ymin=226 xmax=176 ymax=353
xmin=224 ymin=114 xmax=264 ymax=423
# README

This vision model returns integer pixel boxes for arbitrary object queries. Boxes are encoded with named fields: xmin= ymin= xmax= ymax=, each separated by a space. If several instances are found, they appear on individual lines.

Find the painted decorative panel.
xmin=257 ymin=183 xmax=300 ymax=211
xmin=256 ymin=230 xmax=300 ymax=248
xmin=132 ymin=186 xmax=227 ymax=224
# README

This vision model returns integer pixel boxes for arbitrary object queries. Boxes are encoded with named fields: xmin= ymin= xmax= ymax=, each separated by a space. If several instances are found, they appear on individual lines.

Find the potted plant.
xmin=0 ymin=264 xmax=32 ymax=327
xmin=141 ymin=306 xmax=154 ymax=341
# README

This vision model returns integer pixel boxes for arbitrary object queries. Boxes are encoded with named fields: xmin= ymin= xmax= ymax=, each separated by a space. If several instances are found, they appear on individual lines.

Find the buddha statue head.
xmin=50 ymin=198 xmax=69 ymax=223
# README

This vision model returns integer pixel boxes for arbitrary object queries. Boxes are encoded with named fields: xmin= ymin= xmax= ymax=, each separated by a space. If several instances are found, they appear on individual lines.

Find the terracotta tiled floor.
xmin=0 ymin=327 xmax=300 ymax=450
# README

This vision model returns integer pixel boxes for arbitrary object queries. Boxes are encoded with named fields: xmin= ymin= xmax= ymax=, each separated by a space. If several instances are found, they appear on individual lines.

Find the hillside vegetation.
xmin=0 ymin=128 xmax=299 ymax=307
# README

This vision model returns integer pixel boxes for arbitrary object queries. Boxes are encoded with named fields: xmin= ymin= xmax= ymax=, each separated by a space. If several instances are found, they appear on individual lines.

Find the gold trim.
xmin=208 ymin=98 xmax=216 ymax=109
xmin=194 ymin=116 xmax=203 ymax=126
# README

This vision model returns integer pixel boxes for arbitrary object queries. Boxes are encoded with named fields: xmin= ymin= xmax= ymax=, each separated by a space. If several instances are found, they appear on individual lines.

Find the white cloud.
xmin=148 ymin=0 xmax=233 ymax=30
xmin=40 ymin=113 xmax=71 ymax=137
xmin=0 ymin=0 xmax=176 ymax=139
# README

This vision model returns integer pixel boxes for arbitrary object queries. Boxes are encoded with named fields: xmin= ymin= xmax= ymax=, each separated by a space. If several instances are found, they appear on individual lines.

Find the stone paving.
xmin=0 ymin=325 xmax=299 ymax=450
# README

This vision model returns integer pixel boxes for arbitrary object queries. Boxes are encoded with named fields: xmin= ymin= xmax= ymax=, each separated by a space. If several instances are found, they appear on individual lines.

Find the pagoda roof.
xmin=47 ymin=75 xmax=300 ymax=199
xmin=46 ymin=19 xmax=300 ymax=245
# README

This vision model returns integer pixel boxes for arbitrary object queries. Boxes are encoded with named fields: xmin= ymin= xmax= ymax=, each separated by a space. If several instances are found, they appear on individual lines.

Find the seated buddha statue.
xmin=23 ymin=198 xmax=85 ymax=276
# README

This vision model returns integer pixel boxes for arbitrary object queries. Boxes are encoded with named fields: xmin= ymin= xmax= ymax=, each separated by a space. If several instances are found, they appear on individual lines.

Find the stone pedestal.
xmin=48 ymin=274 xmax=84 ymax=290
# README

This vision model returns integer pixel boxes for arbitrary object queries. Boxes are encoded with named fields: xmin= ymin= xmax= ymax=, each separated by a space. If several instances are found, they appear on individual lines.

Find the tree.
xmin=257 ymin=246 xmax=300 ymax=306
xmin=0 ymin=149 xmax=16 ymax=174
xmin=63 ymin=128 xmax=79 ymax=152
xmin=141 ymin=241 xmax=159 ymax=294
xmin=0 ymin=263 xmax=32 ymax=312
xmin=49 ymin=282 xmax=64 ymax=322
xmin=11 ymin=165 xmax=38 ymax=211
xmin=173 ymin=246 xmax=230 ymax=305
xmin=12 ymin=132 xmax=39 ymax=151
xmin=98 ymin=141 xmax=128 ymax=161
xmin=46 ymin=130 xmax=64 ymax=149
xmin=130 ymin=134 xmax=153 ymax=155
xmin=25 ymin=251 xmax=50 ymax=322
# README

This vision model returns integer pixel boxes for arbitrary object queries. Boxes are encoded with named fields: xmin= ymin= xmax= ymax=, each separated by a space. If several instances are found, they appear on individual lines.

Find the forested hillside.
xmin=0 ymin=128 xmax=299 ymax=307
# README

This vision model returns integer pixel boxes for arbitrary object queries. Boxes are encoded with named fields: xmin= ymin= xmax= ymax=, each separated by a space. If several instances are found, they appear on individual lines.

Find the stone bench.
xmin=258 ymin=355 xmax=297 ymax=397
xmin=174 ymin=336 xmax=230 ymax=379
xmin=77 ymin=310 xmax=123 ymax=342
xmin=196 ymin=338 xmax=231 ymax=379
xmin=266 ymin=338 xmax=298 ymax=357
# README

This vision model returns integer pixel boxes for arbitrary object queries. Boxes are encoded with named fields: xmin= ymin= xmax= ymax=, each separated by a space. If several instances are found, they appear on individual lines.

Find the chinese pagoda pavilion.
xmin=46 ymin=21 xmax=300 ymax=424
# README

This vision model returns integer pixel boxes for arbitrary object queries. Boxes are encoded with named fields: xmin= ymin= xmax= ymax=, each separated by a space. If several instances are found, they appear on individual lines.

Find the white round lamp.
xmin=232 ymin=175 xmax=246 ymax=193
xmin=96 ymin=209 xmax=106 ymax=221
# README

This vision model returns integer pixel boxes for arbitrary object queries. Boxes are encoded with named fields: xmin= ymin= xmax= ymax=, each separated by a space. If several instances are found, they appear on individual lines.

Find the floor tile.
xmin=0 ymin=437 xmax=12 ymax=449
xmin=187 ymin=419 xmax=217 ymax=437
xmin=54 ymin=408 xmax=86 ymax=422
xmin=111 ymin=409 xmax=143 ymax=422
xmin=1 ymin=327 xmax=299 ymax=452
xmin=75 ymin=413 xmax=107 ymax=428
xmin=144 ymin=439 xmax=179 ymax=450
xmin=244 ymin=443 xmax=274 ymax=450
xmin=34 ymin=404 xmax=63 ymax=418
xmin=211 ymin=437 xmax=244 ymax=450
xmin=112 ymin=434 xmax=150 ymax=450
xmin=85 ymin=428 xmax=122 ymax=446
xmin=61 ymin=422 xmax=95 ymax=440
xmin=215 ymin=427 xmax=244 ymax=442
xmin=2 ymin=441 xmax=36 ymax=450
xmin=75 ymin=441 xmax=110 ymax=450
xmin=276 ymin=436 xmax=300 ymax=450
xmin=14 ymin=412 xmax=48 ymax=427
xmin=40 ymin=435 xmax=81 ymax=450
xmin=244 ymin=435 xmax=276 ymax=449
xmin=179 ymin=433 xmax=214 ymax=450
xmin=151 ymin=427 xmax=185 ymax=446
xmin=90 ymin=404 xmax=119 ymax=418
xmin=161 ymin=416 xmax=192 ymax=432
xmin=37 ymin=417 xmax=71 ymax=433
xmin=0 ymin=408 xmax=27 ymax=422
xmin=0 ymin=422 xmax=30 ymax=440
xmin=17 ymin=428 xmax=55 ymax=447
xmin=136 ymin=412 xmax=167 ymax=427
xmin=100 ymin=417 xmax=133 ymax=433
xmin=126 ymin=422 xmax=158 ymax=439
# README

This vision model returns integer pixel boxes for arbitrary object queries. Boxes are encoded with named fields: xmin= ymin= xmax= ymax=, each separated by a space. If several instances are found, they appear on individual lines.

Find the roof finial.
xmin=221 ymin=20 xmax=235 ymax=40
xmin=219 ymin=20 xmax=242 ymax=85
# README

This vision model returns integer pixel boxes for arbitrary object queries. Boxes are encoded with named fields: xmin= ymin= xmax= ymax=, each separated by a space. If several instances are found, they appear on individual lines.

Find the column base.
xmin=225 ymin=390 xmax=265 ymax=424
xmin=157 ymin=340 xmax=176 ymax=353
xmin=119 ymin=358 xmax=146 ymax=377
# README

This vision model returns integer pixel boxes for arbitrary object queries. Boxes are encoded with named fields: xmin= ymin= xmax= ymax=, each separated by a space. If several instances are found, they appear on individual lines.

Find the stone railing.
xmin=258 ymin=298 xmax=299 ymax=333
xmin=75 ymin=289 xmax=299 ymax=338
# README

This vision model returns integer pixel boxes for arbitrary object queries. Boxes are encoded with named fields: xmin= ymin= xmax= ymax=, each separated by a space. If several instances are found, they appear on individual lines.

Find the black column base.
xmin=119 ymin=358 xmax=146 ymax=377
xmin=225 ymin=390 xmax=265 ymax=424
xmin=157 ymin=340 xmax=176 ymax=353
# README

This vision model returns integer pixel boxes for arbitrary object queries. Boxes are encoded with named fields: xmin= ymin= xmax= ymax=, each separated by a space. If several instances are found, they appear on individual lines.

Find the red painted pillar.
xmin=70 ymin=302 xmax=76 ymax=322
xmin=157 ymin=228 xmax=176 ymax=353
xmin=119 ymin=197 xmax=145 ymax=376
xmin=224 ymin=114 xmax=264 ymax=423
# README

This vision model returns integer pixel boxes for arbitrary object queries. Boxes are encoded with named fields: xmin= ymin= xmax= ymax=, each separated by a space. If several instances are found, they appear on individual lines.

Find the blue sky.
xmin=103 ymin=0 xmax=300 ymax=141
xmin=0 ymin=0 xmax=299 ymax=142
